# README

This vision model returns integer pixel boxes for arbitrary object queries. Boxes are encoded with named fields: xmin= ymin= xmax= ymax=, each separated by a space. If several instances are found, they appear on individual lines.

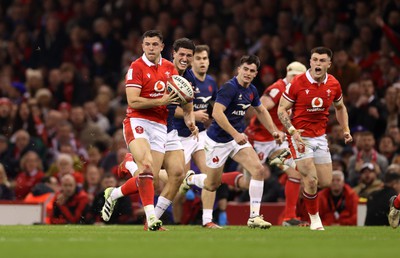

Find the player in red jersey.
xmin=101 ymin=30 xmax=179 ymax=231
xmin=277 ymin=47 xmax=353 ymax=230
xmin=245 ymin=61 xmax=307 ymax=226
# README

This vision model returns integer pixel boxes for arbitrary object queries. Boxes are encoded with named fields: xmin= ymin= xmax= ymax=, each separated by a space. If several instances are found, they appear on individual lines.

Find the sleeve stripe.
xmin=334 ymin=94 xmax=343 ymax=102
xmin=282 ymin=93 xmax=295 ymax=103
xmin=126 ymin=84 xmax=142 ymax=88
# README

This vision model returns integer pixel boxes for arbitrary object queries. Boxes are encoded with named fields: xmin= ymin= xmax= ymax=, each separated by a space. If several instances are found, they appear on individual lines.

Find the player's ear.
xmin=160 ymin=42 xmax=165 ymax=51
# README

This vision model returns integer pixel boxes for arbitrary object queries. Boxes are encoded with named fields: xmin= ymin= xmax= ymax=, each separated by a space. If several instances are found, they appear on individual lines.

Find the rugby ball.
xmin=167 ymin=75 xmax=194 ymax=104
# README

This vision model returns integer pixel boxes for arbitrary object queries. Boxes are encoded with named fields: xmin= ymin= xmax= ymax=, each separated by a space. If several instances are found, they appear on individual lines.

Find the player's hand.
xmin=194 ymin=110 xmax=209 ymax=123
xmin=272 ymin=131 xmax=285 ymax=145
xmin=188 ymin=122 xmax=199 ymax=141
xmin=292 ymin=130 xmax=305 ymax=153
xmin=234 ymin=133 xmax=248 ymax=145
xmin=160 ymin=87 xmax=180 ymax=105
xmin=344 ymin=131 xmax=353 ymax=144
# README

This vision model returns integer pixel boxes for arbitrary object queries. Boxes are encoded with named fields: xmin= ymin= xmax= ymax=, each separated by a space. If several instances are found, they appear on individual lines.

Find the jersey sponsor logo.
xmin=197 ymin=96 xmax=212 ymax=103
xmin=307 ymin=97 xmax=325 ymax=112
xmin=154 ymin=81 xmax=166 ymax=92
xmin=238 ymin=103 xmax=251 ymax=109
xmin=135 ymin=126 xmax=144 ymax=134
xmin=194 ymin=103 xmax=208 ymax=109
xmin=212 ymin=156 xmax=219 ymax=163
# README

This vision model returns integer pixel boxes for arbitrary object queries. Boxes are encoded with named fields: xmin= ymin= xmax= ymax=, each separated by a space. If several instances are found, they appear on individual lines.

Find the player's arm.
xmin=260 ymin=95 xmax=276 ymax=110
xmin=277 ymin=97 xmax=294 ymax=132
xmin=334 ymin=99 xmax=353 ymax=144
xmin=278 ymin=97 xmax=304 ymax=149
xmin=126 ymin=87 xmax=179 ymax=109
xmin=182 ymin=102 xmax=199 ymax=139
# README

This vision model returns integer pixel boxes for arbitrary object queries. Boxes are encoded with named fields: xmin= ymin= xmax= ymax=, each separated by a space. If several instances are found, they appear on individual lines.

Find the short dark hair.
xmin=195 ymin=45 xmax=210 ymax=55
xmin=311 ymin=47 xmax=333 ymax=59
xmin=384 ymin=172 xmax=400 ymax=184
xmin=173 ymin=38 xmax=195 ymax=52
xmin=142 ymin=30 xmax=163 ymax=42
xmin=239 ymin=55 xmax=260 ymax=69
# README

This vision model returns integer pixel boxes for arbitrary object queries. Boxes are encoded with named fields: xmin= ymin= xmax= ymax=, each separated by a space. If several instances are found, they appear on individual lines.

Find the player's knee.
xmin=205 ymin=182 xmax=220 ymax=191
xmin=250 ymin=165 xmax=264 ymax=180
xmin=305 ymin=176 xmax=318 ymax=190
xmin=169 ymin=168 xmax=185 ymax=183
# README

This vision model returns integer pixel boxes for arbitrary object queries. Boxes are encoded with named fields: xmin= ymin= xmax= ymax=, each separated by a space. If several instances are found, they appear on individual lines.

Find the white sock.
xmin=144 ymin=205 xmax=156 ymax=222
xmin=249 ymin=179 xmax=264 ymax=218
xmin=155 ymin=196 xmax=172 ymax=219
xmin=202 ymin=209 xmax=213 ymax=225
xmin=188 ymin=174 xmax=206 ymax=188
xmin=110 ymin=187 xmax=123 ymax=201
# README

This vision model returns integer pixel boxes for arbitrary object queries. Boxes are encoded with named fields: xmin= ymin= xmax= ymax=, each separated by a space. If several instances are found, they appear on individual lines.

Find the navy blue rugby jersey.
xmin=166 ymin=69 xmax=196 ymax=133
xmin=174 ymin=69 xmax=217 ymax=137
xmin=207 ymin=77 xmax=261 ymax=143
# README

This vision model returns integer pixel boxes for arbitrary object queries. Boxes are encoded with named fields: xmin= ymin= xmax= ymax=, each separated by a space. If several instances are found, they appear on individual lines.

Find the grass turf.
xmin=0 ymin=225 xmax=397 ymax=258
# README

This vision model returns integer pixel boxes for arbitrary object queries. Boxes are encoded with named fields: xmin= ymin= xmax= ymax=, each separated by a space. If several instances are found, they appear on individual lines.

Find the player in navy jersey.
xmin=180 ymin=55 xmax=285 ymax=229
xmin=174 ymin=45 xmax=222 ymax=228
xmin=148 ymin=38 xmax=199 ymax=230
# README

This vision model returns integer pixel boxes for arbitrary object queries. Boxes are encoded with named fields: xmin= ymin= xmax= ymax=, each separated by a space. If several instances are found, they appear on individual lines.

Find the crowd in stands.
xmin=1 ymin=0 xmax=400 ymax=226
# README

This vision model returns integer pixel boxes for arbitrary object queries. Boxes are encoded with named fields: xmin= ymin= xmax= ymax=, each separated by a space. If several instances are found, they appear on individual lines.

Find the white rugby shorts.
xmin=123 ymin=117 xmax=167 ymax=154
xmin=204 ymin=134 xmax=252 ymax=168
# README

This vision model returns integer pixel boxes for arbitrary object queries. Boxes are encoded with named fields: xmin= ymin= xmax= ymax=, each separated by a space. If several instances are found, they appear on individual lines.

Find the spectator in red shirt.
xmin=14 ymin=151 xmax=45 ymax=200
xmin=319 ymin=170 xmax=359 ymax=226
xmin=49 ymin=174 xmax=89 ymax=224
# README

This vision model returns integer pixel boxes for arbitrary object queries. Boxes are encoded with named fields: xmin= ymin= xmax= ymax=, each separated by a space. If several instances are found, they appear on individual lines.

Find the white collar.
xmin=142 ymin=53 xmax=162 ymax=67
xmin=305 ymin=69 xmax=328 ymax=84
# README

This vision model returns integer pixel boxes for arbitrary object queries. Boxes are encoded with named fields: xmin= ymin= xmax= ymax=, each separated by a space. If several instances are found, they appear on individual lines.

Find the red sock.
xmin=221 ymin=171 xmax=242 ymax=188
xmin=284 ymin=177 xmax=301 ymax=219
xmin=121 ymin=176 xmax=139 ymax=195
xmin=394 ymin=195 xmax=400 ymax=209
xmin=303 ymin=191 xmax=319 ymax=215
xmin=138 ymin=168 xmax=154 ymax=207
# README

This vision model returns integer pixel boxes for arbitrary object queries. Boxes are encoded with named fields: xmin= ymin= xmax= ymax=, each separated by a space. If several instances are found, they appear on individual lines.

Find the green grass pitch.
xmin=0 ymin=225 xmax=397 ymax=258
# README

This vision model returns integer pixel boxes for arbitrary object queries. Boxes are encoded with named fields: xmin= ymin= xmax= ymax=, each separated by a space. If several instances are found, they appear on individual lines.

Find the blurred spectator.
xmin=14 ymin=151 xmax=45 ymax=200
xmin=33 ymin=14 xmax=67 ymax=69
xmin=83 ymin=100 xmax=110 ymax=133
xmin=348 ymin=131 xmax=388 ymax=185
xmin=0 ymin=163 xmax=13 ymax=200
xmin=49 ymin=174 xmax=89 ymax=224
xmin=9 ymin=129 xmax=47 ymax=162
xmin=0 ymin=97 xmax=14 ymax=137
xmin=365 ymin=172 xmax=400 ymax=226
xmin=318 ymin=170 xmax=358 ymax=226
xmin=348 ymin=78 xmax=387 ymax=139
xmin=330 ymin=49 xmax=361 ymax=95
xmin=353 ymin=163 xmax=384 ymax=199
xmin=25 ymin=68 xmax=44 ymax=98
xmin=83 ymin=164 xmax=102 ymax=205
xmin=88 ymin=173 xmax=135 ymax=224
xmin=378 ymin=135 xmax=398 ymax=164
xmin=0 ymin=134 xmax=17 ymax=179
xmin=50 ymin=153 xmax=84 ymax=188
xmin=54 ymin=62 xmax=92 ymax=106
xmin=69 ymin=105 xmax=111 ymax=149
